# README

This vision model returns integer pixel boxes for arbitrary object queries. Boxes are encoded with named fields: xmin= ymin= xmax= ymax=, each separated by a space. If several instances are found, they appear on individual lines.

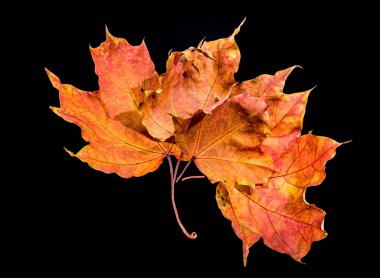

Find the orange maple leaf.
xmin=90 ymin=28 xmax=159 ymax=118
xmin=46 ymin=69 xmax=174 ymax=178
xmin=173 ymin=93 xmax=274 ymax=187
xmin=217 ymin=133 xmax=342 ymax=265
xmin=233 ymin=66 xmax=311 ymax=165
xmin=141 ymin=20 xmax=245 ymax=141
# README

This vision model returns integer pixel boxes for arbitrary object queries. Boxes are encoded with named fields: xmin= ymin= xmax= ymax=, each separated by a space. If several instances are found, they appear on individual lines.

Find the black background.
xmin=28 ymin=4 xmax=369 ymax=276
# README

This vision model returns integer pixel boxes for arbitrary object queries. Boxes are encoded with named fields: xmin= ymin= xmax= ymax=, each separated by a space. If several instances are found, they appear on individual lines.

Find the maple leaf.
xmin=216 ymin=133 xmax=342 ymax=265
xmin=90 ymin=27 xmax=159 ymax=119
xmin=46 ymin=69 xmax=173 ymax=178
xmin=173 ymin=93 xmax=275 ymax=187
xmin=141 ymin=19 xmax=245 ymax=141
xmin=233 ymin=66 xmax=311 ymax=165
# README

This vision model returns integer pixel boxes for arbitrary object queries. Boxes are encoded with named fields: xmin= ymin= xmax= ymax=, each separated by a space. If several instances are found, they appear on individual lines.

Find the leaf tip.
xmin=233 ymin=17 xmax=246 ymax=36
xmin=45 ymin=67 xmax=54 ymax=79
xmin=64 ymin=147 xmax=76 ymax=157
xmin=304 ymin=85 xmax=317 ymax=96
xmin=280 ymin=65 xmax=302 ymax=80
xmin=45 ymin=68 xmax=61 ymax=89
xmin=298 ymin=259 xmax=306 ymax=265
xmin=105 ymin=24 xmax=112 ymax=39
xmin=197 ymin=37 xmax=206 ymax=48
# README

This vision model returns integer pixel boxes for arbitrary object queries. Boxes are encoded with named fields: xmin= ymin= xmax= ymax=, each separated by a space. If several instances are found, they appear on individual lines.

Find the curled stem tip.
xmin=167 ymin=156 xmax=197 ymax=240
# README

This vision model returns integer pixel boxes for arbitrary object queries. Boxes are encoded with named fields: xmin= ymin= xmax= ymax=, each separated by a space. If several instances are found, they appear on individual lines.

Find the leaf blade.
xmin=216 ymin=134 xmax=341 ymax=263
xmin=142 ymin=24 xmax=243 ymax=141
xmin=47 ymin=69 xmax=169 ymax=178
xmin=175 ymin=93 xmax=275 ymax=187
xmin=90 ymin=28 xmax=159 ymax=118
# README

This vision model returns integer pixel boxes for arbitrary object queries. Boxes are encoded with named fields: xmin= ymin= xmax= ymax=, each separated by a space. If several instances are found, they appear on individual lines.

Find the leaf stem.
xmin=182 ymin=175 xmax=205 ymax=182
xmin=167 ymin=154 xmax=174 ymax=180
xmin=173 ymin=153 xmax=182 ymax=180
xmin=166 ymin=156 xmax=197 ymax=240
xmin=175 ymin=159 xmax=193 ymax=183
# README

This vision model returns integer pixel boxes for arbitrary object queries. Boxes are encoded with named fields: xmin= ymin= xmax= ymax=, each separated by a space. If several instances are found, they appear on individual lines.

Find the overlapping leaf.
xmin=142 ymin=20 xmax=245 ymax=141
xmin=174 ymin=93 xmax=275 ymax=187
xmin=233 ymin=66 xmax=311 ymax=165
xmin=47 ymin=69 xmax=173 ymax=178
xmin=217 ymin=134 xmax=341 ymax=264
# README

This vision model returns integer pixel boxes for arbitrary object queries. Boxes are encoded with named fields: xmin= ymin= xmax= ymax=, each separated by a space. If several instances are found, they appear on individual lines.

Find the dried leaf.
xmin=142 ymin=21 xmax=244 ymax=141
xmin=90 ymin=28 xmax=159 ymax=118
xmin=232 ymin=66 xmax=300 ymax=98
xmin=216 ymin=133 xmax=342 ymax=264
xmin=233 ymin=66 xmax=310 ymax=165
xmin=47 ymin=69 xmax=171 ymax=178
xmin=174 ymin=93 xmax=275 ymax=187
xmin=216 ymin=184 xmax=260 ymax=266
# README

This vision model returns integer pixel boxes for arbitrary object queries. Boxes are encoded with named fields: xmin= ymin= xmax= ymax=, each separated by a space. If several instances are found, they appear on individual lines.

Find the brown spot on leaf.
xmin=235 ymin=184 xmax=251 ymax=194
